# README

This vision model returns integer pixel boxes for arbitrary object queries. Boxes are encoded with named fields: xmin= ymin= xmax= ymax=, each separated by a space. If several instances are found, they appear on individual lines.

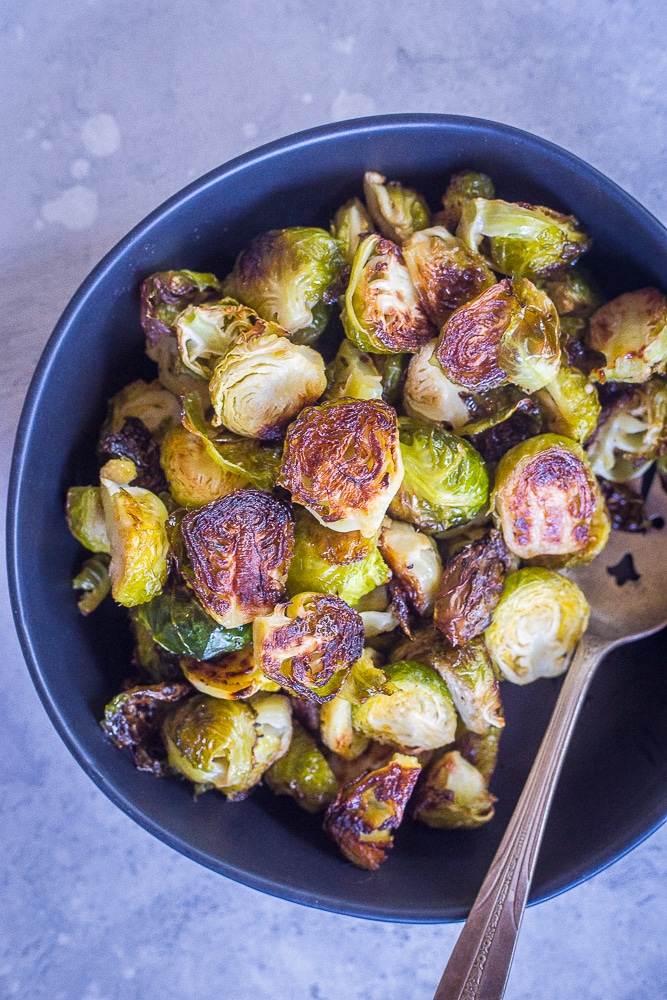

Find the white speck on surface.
xmin=70 ymin=158 xmax=91 ymax=179
xmin=57 ymin=933 xmax=71 ymax=945
xmin=23 ymin=126 xmax=37 ymax=140
xmin=242 ymin=122 xmax=258 ymax=139
xmin=40 ymin=139 xmax=53 ymax=151
xmin=80 ymin=113 xmax=120 ymax=157
xmin=332 ymin=35 xmax=355 ymax=54
xmin=330 ymin=89 xmax=376 ymax=121
xmin=33 ymin=218 xmax=44 ymax=230
xmin=302 ymin=92 xmax=313 ymax=104
xmin=41 ymin=186 xmax=99 ymax=229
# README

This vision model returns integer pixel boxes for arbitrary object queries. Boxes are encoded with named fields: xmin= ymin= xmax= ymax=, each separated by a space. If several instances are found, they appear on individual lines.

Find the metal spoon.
xmin=433 ymin=481 xmax=667 ymax=1000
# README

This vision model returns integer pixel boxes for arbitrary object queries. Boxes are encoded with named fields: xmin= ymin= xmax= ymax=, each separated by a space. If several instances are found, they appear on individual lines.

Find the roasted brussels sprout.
xmin=588 ymin=288 xmax=667 ymax=383
xmin=597 ymin=478 xmax=649 ymax=533
xmin=174 ymin=297 xmax=259 ymax=379
xmin=140 ymin=270 xmax=223 ymax=347
xmin=277 ymin=398 xmax=403 ymax=538
xmin=434 ymin=527 xmax=514 ymax=646
xmin=286 ymin=507 xmax=389 ymax=606
xmin=491 ymin=433 xmax=610 ymax=566
xmin=135 ymin=584 xmax=252 ymax=661
xmin=402 ymin=226 xmax=496 ymax=327
xmin=586 ymin=378 xmax=667 ymax=482
xmin=485 ymin=567 xmax=590 ymax=684
xmin=174 ymin=488 xmax=293 ymax=628
xmin=378 ymin=518 xmax=442 ymax=617
xmin=323 ymin=339 xmax=383 ymax=402
xmin=323 ymin=752 xmax=422 ymax=869
xmin=438 ymin=170 xmax=495 ymax=233
xmin=101 ymin=680 xmax=192 ymax=776
xmin=413 ymin=750 xmax=496 ymax=829
xmin=363 ymin=170 xmax=431 ymax=244
xmin=66 ymin=486 xmax=110 ymax=553
xmin=181 ymin=645 xmax=279 ymax=699
xmin=342 ymin=233 xmax=435 ymax=354
xmin=430 ymin=637 xmax=504 ymax=735
xmin=264 ymin=719 xmax=339 ymax=812
xmin=330 ymin=197 xmax=374 ymax=265
xmin=160 ymin=425 xmax=245 ymax=507
xmin=253 ymin=592 xmax=365 ymax=703
xmin=402 ymin=339 xmax=471 ymax=428
xmin=222 ymin=227 xmax=346 ymax=344
xmin=208 ymin=327 xmax=326 ymax=439
xmin=98 ymin=416 xmax=167 ymax=494
xmin=319 ymin=649 xmax=392 ymax=759
xmin=163 ymin=691 xmax=292 ymax=798
xmin=100 ymin=476 xmax=169 ymax=607
xmin=536 ymin=365 xmax=601 ymax=444
xmin=389 ymin=418 xmax=489 ymax=533
xmin=468 ymin=407 xmax=544 ymax=465
xmin=435 ymin=278 xmax=561 ymax=394
xmin=102 ymin=378 xmax=182 ymax=442
xmin=352 ymin=659 xmax=457 ymax=750
xmin=458 ymin=198 xmax=591 ymax=278
xmin=72 ymin=552 xmax=111 ymax=615
xmin=543 ymin=265 xmax=603 ymax=318
xmin=456 ymin=722 xmax=503 ymax=784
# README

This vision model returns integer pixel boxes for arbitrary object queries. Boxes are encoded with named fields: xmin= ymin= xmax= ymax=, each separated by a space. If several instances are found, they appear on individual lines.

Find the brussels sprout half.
xmin=102 ymin=379 xmax=182 ymax=443
xmin=430 ymin=637 xmax=504 ymax=735
xmin=277 ymin=398 xmax=403 ymax=538
xmin=323 ymin=339 xmax=383 ymax=402
xmin=363 ymin=171 xmax=431 ymax=244
xmin=163 ymin=691 xmax=292 ymax=799
xmin=253 ymin=592 xmax=365 ymax=703
xmin=586 ymin=378 xmax=667 ymax=482
xmin=458 ymin=198 xmax=591 ymax=278
xmin=323 ymin=752 xmax=422 ymax=869
xmin=101 ymin=477 xmax=170 ymax=607
xmin=319 ymin=649 xmax=393 ymax=760
xmin=66 ymin=486 xmax=110 ymax=553
xmin=140 ymin=269 xmax=223 ymax=347
xmin=181 ymin=645 xmax=280 ymax=700
xmin=485 ymin=567 xmax=590 ymax=684
xmin=402 ymin=339 xmax=471 ymax=429
xmin=536 ymin=365 xmax=601 ymax=444
xmin=588 ymin=288 xmax=667 ymax=383
xmin=160 ymin=425 xmax=248 ymax=508
xmin=264 ymin=719 xmax=339 ymax=813
xmin=379 ymin=518 xmax=442 ymax=617
xmin=389 ymin=418 xmax=489 ymax=534
xmin=222 ymin=227 xmax=346 ymax=344
xmin=402 ymin=226 xmax=496 ymax=328
xmin=174 ymin=297 xmax=259 ymax=379
xmin=491 ymin=433 xmax=610 ymax=566
xmin=330 ymin=197 xmax=374 ymax=265
xmin=102 ymin=680 xmax=192 ymax=776
xmin=438 ymin=170 xmax=496 ymax=233
xmin=413 ymin=750 xmax=496 ymax=829
xmin=342 ymin=233 xmax=435 ymax=354
xmin=543 ymin=265 xmax=603 ymax=319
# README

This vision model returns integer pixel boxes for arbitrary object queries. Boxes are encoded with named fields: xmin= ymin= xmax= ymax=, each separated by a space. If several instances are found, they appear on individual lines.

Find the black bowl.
xmin=8 ymin=114 xmax=667 ymax=922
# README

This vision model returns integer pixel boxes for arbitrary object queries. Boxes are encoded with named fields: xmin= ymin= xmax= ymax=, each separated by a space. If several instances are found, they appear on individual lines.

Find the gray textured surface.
xmin=2 ymin=2 xmax=667 ymax=997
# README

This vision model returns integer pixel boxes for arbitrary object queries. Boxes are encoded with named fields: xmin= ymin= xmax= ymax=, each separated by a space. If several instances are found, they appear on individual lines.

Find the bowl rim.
xmin=7 ymin=112 xmax=667 ymax=922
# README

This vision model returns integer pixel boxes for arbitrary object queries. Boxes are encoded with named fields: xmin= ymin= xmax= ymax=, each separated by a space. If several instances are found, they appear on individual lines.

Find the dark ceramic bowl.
xmin=8 ymin=115 xmax=667 ymax=922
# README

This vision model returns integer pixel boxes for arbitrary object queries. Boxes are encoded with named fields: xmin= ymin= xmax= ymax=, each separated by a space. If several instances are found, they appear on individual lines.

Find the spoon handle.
xmin=432 ymin=633 xmax=610 ymax=1000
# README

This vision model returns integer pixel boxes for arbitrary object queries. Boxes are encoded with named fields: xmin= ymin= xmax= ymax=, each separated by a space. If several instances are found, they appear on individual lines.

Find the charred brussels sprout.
xmin=435 ymin=278 xmax=561 ymax=394
xmin=253 ymin=592 xmax=365 ymax=703
xmin=174 ymin=297 xmax=259 ymax=379
xmin=363 ymin=171 xmax=431 ymax=244
xmin=100 ymin=477 xmax=169 ymax=607
xmin=430 ymin=637 xmax=504 ymax=735
xmin=586 ymin=378 xmax=667 ymax=481
xmin=324 ymin=339 xmax=383 ymax=401
xmin=181 ymin=645 xmax=279 ymax=699
xmin=536 ymin=365 xmax=601 ymax=443
xmin=222 ymin=227 xmax=346 ymax=344
xmin=352 ymin=659 xmax=457 ymax=750
xmin=98 ymin=417 xmax=167 ymax=494
xmin=209 ymin=328 xmax=326 ymax=439
xmin=72 ymin=553 xmax=111 ymax=615
xmin=175 ymin=488 xmax=294 ymax=627
xmin=277 ymin=398 xmax=403 ymax=538
xmin=402 ymin=226 xmax=496 ymax=327
xmin=102 ymin=680 xmax=192 ymax=776
xmin=389 ymin=418 xmax=489 ymax=533
xmin=135 ymin=584 xmax=252 ymax=661
xmin=597 ymin=478 xmax=649 ymax=533
xmin=402 ymin=339 xmax=470 ymax=428
xmin=413 ymin=750 xmax=496 ymax=829
xmin=286 ymin=507 xmax=389 ymax=606
xmin=491 ymin=433 xmax=610 ymax=566
xmin=264 ymin=719 xmax=338 ymax=812
xmin=485 ymin=568 xmax=589 ymax=684
xmin=458 ymin=198 xmax=591 ymax=278
xmin=588 ymin=287 xmax=667 ymax=383
xmin=330 ymin=197 xmax=374 ymax=265
xmin=323 ymin=752 xmax=422 ymax=869
xmin=66 ymin=486 xmax=110 ymax=553
xmin=102 ymin=379 xmax=182 ymax=443
xmin=140 ymin=270 xmax=222 ymax=347
xmin=434 ymin=528 xmax=514 ymax=646
xmin=378 ymin=518 xmax=442 ymax=617
xmin=342 ymin=233 xmax=435 ymax=354
xmin=438 ymin=170 xmax=495 ymax=233
xmin=163 ymin=691 xmax=292 ymax=798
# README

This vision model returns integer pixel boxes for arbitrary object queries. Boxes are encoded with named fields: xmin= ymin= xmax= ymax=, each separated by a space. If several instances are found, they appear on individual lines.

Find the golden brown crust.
xmin=364 ymin=239 xmax=434 ymax=352
xmin=180 ymin=488 xmax=294 ymax=627
xmin=435 ymin=279 xmax=513 ymax=390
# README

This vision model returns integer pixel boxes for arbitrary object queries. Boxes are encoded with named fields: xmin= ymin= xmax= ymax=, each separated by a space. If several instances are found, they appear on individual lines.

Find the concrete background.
xmin=2 ymin=1 xmax=667 ymax=997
